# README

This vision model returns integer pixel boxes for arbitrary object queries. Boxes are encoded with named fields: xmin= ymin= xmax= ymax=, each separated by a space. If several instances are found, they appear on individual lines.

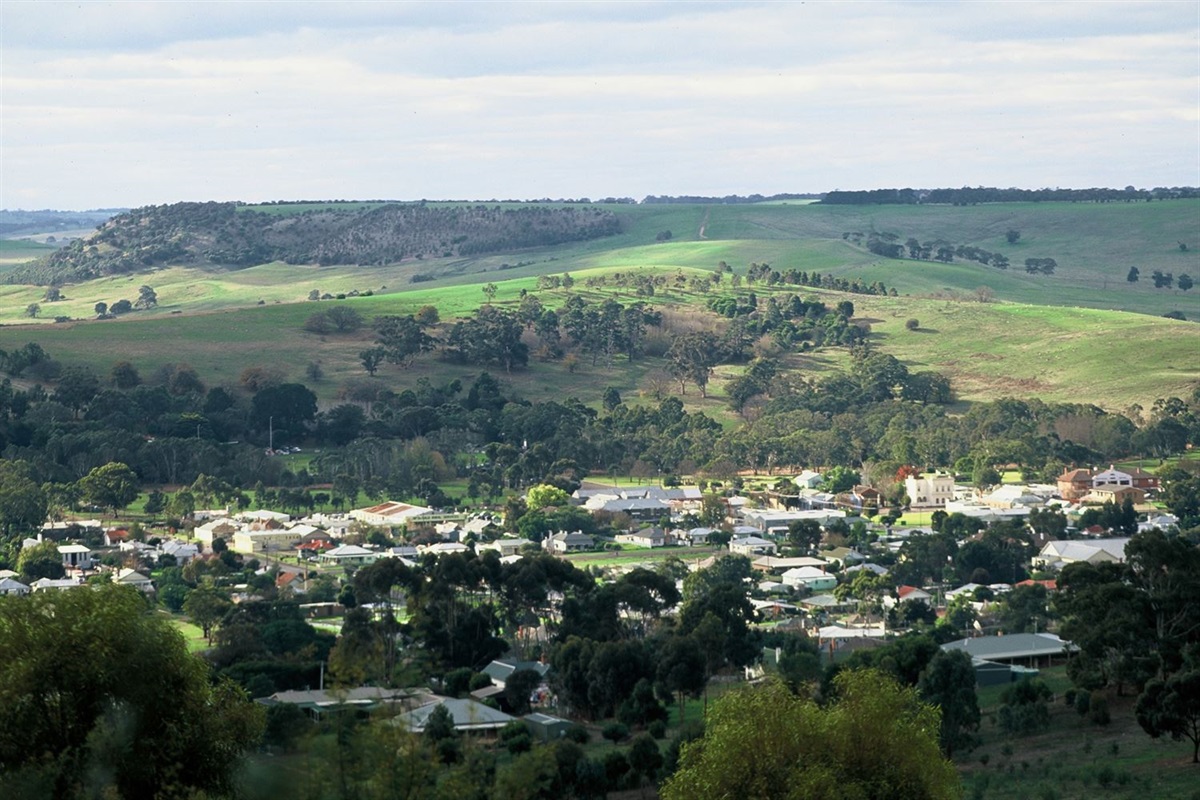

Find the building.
xmin=232 ymin=528 xmax=301 ymax=555
xmin=905 ymin=472 xmax=956 ymax=508
xmin=941 ymin=633 xmax=1076 ymax=667
xmin=1033 ymin=538 xmax=1130 ymax=570
xmin=57 ymin=544 xmax=93 ymax=571
xmin=544 ymin=532 xmax=595 ymax=554
xmin=478 ymin=538 xmax=534 ymax=557
xmin=396 ymin=697 xmax=517 ymax=734
xmin=780 ymin=566 xmax=837 ymax=592
xmin=729 ymin=535 xmax=777 ymax=556
xmin=318 ymin=544 xmax=379 ymax=566
xmin=350 ymin=501 xmax=433 ymax=528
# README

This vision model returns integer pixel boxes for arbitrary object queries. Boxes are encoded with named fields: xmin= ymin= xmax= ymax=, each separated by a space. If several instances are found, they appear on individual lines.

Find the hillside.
xmin=9 ymin=201 xmax=623 ymax=284
xmin=1 ymin=267 xmax=1195 ymax=416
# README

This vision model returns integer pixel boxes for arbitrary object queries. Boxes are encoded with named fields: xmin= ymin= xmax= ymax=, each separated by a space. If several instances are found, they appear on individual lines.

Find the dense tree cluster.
xmin=12 ymin=202 xmax=623 ymax=284
xmin=822 ymin=186 xmax=1200 ymax=205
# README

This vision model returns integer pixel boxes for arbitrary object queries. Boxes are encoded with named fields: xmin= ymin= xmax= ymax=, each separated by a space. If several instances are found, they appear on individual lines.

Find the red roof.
xmin=1016 ymin=579 xmax=1057 ymax=591
xmin=1058 ymin=468 xmax=1093 ymax=482
xmin=897 ymin=585 xmax=927 ymax=599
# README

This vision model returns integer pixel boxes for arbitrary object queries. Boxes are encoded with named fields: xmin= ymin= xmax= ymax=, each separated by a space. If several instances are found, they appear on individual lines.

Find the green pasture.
xmin=960 ymin=666 xmax=1199 ymax=799
xmin=167 ymin=615 xmax=210 ymax=653
xmin=2 ymin=264 xmax=1196 ymax=413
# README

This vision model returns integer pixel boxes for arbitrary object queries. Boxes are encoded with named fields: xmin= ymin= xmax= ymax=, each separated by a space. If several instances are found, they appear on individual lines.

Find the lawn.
xmin=167 ymin=615 xmax=210 ymax=653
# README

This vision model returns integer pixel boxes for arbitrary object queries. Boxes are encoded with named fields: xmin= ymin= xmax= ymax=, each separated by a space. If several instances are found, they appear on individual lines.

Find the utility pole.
xmin=268 ymin=415 xmax=274 ymax=453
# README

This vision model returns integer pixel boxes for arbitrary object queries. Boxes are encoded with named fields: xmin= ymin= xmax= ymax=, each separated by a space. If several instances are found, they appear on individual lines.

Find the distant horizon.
xmin=7 ymin=182 xmax=1200 ymax=214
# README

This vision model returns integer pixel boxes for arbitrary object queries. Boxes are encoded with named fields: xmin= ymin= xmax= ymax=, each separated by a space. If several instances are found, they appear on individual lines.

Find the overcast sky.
xmin=2 ymin=1 xmax=1198 ymax=209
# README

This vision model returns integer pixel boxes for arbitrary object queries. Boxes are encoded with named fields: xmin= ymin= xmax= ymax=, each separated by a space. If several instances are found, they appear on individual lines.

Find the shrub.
xmin=1088 ymin=695 xmax=1110 ymax=726
xmin=648 ymin=720 xmax=667 ymax=739
xmin=1074 ymin=690 xmax=1090 ymax=716
xmin=565 ymin=724 xmax=590 ymax=744
xmin=602 ymin=722 xmax=629 ymax=744
xmin=905 ymin=318 xmax=920 ymax=331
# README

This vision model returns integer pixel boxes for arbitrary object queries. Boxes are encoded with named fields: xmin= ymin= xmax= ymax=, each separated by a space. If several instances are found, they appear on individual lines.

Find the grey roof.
xmin=941 ymin=633 xmax=1076 ymax=661
xmin=524 ymin=712 xmax=570 ymax=726
xmin=258 ymin=686 xmax=422 ymax=711
xmin=398 ymin=697 xmax=516 ymax=731
xmin=482 ymin=659 xmax=550 ymax=683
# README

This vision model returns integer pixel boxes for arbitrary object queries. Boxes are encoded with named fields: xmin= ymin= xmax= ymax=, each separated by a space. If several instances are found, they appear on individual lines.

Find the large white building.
xmin=905 ymin=472 xmax=956 ymax=508
xmin=350 ymin=501 xmax=433 ymax=527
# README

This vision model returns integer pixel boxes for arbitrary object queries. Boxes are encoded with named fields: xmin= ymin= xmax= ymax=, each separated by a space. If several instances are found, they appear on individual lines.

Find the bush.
xmin=1074 ymin=690 xmax=1090 ymax=716
xmin=1088 ymin=695 xmax=1110 ymax=726
xmin=648 ymin=719 xmax=667 ymax=739
xmin=565 ymin=724 xmax=590 ymax=744
xmin=602 ymin=722 xmax=629 ymax=744
xmin=905 ymin=318 xmax=920 ymax=331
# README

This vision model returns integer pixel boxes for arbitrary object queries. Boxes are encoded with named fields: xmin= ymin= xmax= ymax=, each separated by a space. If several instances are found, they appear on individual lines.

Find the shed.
xmin=523 ymin=712 xmax=573 ymax=742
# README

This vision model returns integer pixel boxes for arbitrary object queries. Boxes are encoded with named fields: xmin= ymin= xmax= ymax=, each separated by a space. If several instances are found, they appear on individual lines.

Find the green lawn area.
xmin=167 ymin=615 xmax=210 ymax=653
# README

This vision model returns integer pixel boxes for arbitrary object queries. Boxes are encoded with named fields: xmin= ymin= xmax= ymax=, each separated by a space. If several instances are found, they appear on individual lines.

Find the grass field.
xmin=959 ymin=666 xmax=1200 ymax=800
xmin=2 ymin=265 xmax=1194 ymax=415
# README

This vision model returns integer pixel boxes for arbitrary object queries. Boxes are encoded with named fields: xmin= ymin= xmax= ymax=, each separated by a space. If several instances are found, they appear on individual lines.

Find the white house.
xmin=319 ymin=544 xmax=378 ymax=566
xmin=905 ymin=472 xmax=956 ymax=508
xmin=1033 ymin=538 xmax=1130 ymax=570
xmin=57 ymin=544 xmax=93 ymax=571
xmin=114 ymin=568 xmax=154 ymax=593
xmin=478 ymin=538 xmax=534 ymax=557
xmin=781 ymin=566 xmax=837 ymax=592
xmin=0 ymin=577 xmax=31 ymax=596
xmin=729 ymin=536 xmax=777 ymax=557
xmin=544 ymin=532 xmax=594 ymax=554
xmin=794 ymin=470 xmax=824 ymax=490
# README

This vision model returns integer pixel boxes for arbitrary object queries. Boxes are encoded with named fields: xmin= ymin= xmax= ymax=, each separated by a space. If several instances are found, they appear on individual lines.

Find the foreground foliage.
xmin=661 ymin=670 xmax=960 ymax=800
xmin=0 ymin=583 xmax=265 ymax=799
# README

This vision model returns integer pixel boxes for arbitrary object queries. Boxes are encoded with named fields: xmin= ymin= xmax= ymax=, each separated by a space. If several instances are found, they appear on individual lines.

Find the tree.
xmin=94 ymin=301 xmax=108 ymax=317
xmin=53 ymin=366 xmax=100 ymax=417
xmin=360 ymin=345 xmax=386 ymax=376
xmin=1179 ymin=273 xmax=1194 ymax=291
xmin=0 ymin=583 xmax=264 ymax=798
xmin=414 ymin=304 xmax=440 ymax=326
xmin=78 ymin=462 xmax=140 ymax=517
xmin=0 ymin=460 xmax=48 ymax=538
xmin=666 ymin=332 xmax=719 ymax=397
xmin=325 ymin=305 xmax=364 ymax=332
xmin=252 ymin=383 xmax=318 ymax=439
xmin=1127 ymin=266 xmax=1140 ymax=283
xmin=660 ymin=672 xmax=959 ymax=800
xmin=43 ymin=286 xmax=63 ymax=302
xmin=482 ymin=283 xmax=498 ymax=303
xmin=905 ymin=318 xmax=920 ymax=331
xmin=110 ymin=298 xmax=133 ymax=314
xmin=17 ymin=540 xmax=65 ymax=581
xmin=1136 ymin=668 xmax=1200 ymax=763
xmin=24 ymin=303 xmax=39 ymax=319
xmin=183 ymin=585 xmax=232 ymax=642
xmin=109 ymin=360 xmax=141 ymax=389
xmin=135 ymin=285 xmax=158 ymax=309
xmin=1005 ymin=229 xmax=1021 ymax=244
xmin=918 ymin=650 xmax=980 ymax=756
xmin=526 ymin=483 xmax=570 ymax=511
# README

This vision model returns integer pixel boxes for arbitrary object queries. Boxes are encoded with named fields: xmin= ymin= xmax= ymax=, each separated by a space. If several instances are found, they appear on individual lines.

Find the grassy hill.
xmin=1 ymin=266 xmax=1195 ymax=416
xmin=0 ymin=199 xmax=1196 ymax=415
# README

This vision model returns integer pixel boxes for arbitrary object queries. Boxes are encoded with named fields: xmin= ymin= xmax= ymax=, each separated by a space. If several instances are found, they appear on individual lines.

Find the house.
xmin=419 ymin=542 xmax=470 ymax=556
xmin=1056 ymin=468 xmax=1096 ymax=502
xmin=941 ymin=632 xmax=1076 ymax=667
xmin=236 ymin=509 xmax=291 ymax=524
xmin=682 ymin=527 xmax=716 ymax=546
xmin=396 ymin=697 xmax=517 ymax=734
xmin=544 ymin=532 xmax=594 ymax=554
xmin=350 ymin=500 xmax=433 ymax=528
xmin=232 ymin=528 xmax=301 ymax=555
xmin=114 ymin=568 xmax=154 ymax=593
xmin=159 ymin=539 xmax=200 ymax=564
xmin=904 ymin=472 xmax=956 ymax=508
xmin=616 ymin=527 xmax=666 ymax=548
xmin=258 ymin=686 xmax=425 ymax=717
xmin=1139 ymin=514 xmax=1178 ymax=533
xmin=478 ymin=538 xmax=534 ymax=558
xmin=981 ymin=485 xmax=1045 ymax=510
xmin=1033 ymin=538 xmax=1130 ymax=570
xmin=482 ymin=659 xmax=550 ymax=689
xmin=729 ymin=535 xmax=777 ymax=557
xmin=103 ymin=529 xmax=130 ymax=547
xmin=318 ymin=544 xmax=378 ymax=566
xmin=57 ymin=544 xmax=93 ymax=571
xmin=1080 ymin=485 xmax=1145 ymax=506
xmin=752 ymin=555 xmax=829 ymax=573
xmin=780 ymin=566 xmax=837 ymax=592
xmin=884 ymin=585 xmax=934 ymax=609
xmin=194 ymin=519 xmax=239 ymax=552
xmin=836 ymin=485 xmax=881 ymax=512
xmin=0 ymin=577 xmax=31 ymax=596
xmin=741 ymin=508 xmax=846 ymax=535
xmin=794 ymin=470 xmax=824 ymax=490
xmin=31 ymin=576 xmax=83 ymax=591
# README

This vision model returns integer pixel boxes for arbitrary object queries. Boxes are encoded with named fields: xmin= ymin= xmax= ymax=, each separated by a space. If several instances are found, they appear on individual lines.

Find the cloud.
xmin=1 ymin=0 xmax=1196 ymax=208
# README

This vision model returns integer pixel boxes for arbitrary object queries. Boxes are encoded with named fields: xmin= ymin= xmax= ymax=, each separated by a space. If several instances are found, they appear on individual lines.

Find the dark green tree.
xmin=918 ymin=650 xmax=980 ymax=756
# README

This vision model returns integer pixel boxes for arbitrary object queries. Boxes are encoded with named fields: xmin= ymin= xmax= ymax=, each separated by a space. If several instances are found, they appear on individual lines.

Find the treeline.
xmin=846 ymin=231 xmax=1058 ymax=274
xmin=10 ymin=201 xmax=623 ymax=285
xmin=823 ymin=186 xmax=1200 ymax=205
xmin=642 ymin=193 xmax=821 ymax=204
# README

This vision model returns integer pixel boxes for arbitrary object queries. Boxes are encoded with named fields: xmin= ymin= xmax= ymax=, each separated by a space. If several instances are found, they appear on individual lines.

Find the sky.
xmin=2 ymin=0 xmax=1198 ymax=209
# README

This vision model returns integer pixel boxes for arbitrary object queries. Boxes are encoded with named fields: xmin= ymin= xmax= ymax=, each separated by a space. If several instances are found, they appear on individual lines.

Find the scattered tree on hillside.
xmin=135 ymin=284 xmax=158 ymax=309
xmin=24 ymin=303 xmax=39 ymax=319
xmin=1005 ymin=229 xmax=1021 ymax=244
xmin=1127 ymin=266 xmax=1140 ymax=283
xmin=77 ymin=461 xmax=140 ymax=517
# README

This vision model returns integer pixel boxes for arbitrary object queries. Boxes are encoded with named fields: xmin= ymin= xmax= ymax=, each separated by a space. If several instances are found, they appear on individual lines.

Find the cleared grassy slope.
xmin=2 ymin=268 xmax=1195 ymax=414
